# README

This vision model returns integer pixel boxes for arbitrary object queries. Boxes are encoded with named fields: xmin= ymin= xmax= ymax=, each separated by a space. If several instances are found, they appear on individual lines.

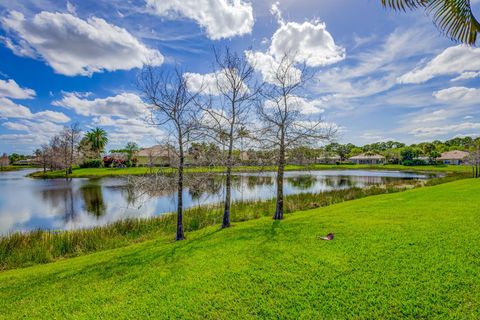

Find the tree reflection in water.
xmin=80 ymin=183 xmax=106 ymax=217
xmin=40 ymin=180 xmax=79 ymax=223
xmin=287 ymin=175 xmax=316 ymax=190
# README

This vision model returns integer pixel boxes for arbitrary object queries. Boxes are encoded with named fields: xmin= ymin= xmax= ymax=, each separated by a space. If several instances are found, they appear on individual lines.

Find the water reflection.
xmin=80 ymin=183 xmax=106 ymax=217
xmin=0 ymin=169 xmax=430 ymax=234
xmin=287 ymin=175 xmax=316 ymax=190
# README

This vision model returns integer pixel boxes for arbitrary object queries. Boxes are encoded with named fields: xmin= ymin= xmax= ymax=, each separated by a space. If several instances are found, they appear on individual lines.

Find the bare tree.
xmin=63 ymin=123 xmax=81 ymax=175
xmin=138 ymin=66 xmax=201 ymax=240
xmin=0 ymin=153 xmax=9 ymax=170
xmin=469 ymin=142 xmax=480 ymax=178
xmin=199 ymin=47 xmax=260 ymax=228
xmin=37 ymin=145 xmax=49 ymax=173
xmin=257 ymin=53 xmax=335 ymax=220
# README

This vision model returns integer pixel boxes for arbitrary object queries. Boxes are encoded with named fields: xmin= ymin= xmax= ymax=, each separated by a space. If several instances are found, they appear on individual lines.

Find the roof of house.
xmin=438 ymin=150 xmax=469 ymax=160
xmin=318 ymin=154 xmax=341 ymax=160
xmin=137 ymin=145 xmax=173 ymax=157
xmin=349 ymin=153 xmax=385 ymax=160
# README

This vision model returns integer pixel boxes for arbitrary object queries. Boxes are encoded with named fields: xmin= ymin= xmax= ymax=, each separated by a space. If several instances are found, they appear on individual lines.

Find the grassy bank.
xmin=0 ymin=181 xmax=419 ymax=271
xmin=1 ymin=178 xmax=479 ymax=318
xmin=0 ymin=165 xmax=34 ymax=172
xmin=0 ymin=172 xmax=467 ymax=271
xmin=29 ymin=163 xmax=472 ymax=178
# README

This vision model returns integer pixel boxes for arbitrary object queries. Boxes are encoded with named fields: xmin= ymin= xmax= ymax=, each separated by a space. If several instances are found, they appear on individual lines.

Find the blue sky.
xmin=0 ymin=0 xmax=479 ymax=153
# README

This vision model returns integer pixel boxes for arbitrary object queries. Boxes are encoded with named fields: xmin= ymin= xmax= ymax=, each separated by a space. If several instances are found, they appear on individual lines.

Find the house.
xmin=137 ymin=145 xmax=174 ymax=158
xmin=316 ymin=154 xmax=341 ymax=164
xmin=137 ymin=145 xmax=175 ymax=166
xmin=438 ymin=150 xmax=470 ymax=165
xmin=348 ymin=153 xmax=386 ymax=165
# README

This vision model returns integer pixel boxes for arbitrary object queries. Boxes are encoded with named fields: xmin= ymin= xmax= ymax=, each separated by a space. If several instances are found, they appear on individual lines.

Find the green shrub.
xmin=80 ymin=159 xmax=103 ymax=168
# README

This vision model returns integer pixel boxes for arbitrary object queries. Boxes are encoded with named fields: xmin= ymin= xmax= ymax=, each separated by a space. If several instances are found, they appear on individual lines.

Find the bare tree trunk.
xmin=222 ymin=127 xmax=234 ymax=228
xmin=274 ymin=131 xmax=285 ymax=220
xmin=176 ymin=136 xmax=185 ymax=241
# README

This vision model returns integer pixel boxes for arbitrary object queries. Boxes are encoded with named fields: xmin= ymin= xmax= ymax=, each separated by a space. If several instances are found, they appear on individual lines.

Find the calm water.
xmin=0 ymin=169 xmax=430 ymax=235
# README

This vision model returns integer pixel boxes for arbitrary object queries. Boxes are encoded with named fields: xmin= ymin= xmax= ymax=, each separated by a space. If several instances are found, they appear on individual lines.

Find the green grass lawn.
xmin=1 ymin=179 xmax=479 ymax=319
xmin=29 ymin=163 xmax=472 ymax=178
xmin=0 ymin=165 xmax=34 ymax=172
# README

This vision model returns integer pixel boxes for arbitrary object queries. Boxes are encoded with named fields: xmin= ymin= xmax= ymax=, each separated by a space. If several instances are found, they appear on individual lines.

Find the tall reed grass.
xmin=0 ymin=173 xmax=467 ymax=271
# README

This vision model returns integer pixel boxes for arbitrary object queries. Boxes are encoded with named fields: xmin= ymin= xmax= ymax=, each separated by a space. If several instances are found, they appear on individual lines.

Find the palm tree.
xmin=85 ymin=128 xmax=108 ymax=158
xmin=381 ymin=0 xmax=480 ymax=45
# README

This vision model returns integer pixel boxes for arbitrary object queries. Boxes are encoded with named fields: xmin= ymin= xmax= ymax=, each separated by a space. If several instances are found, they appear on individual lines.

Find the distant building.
xmin=316 ymin=154 xmax=341 ymax=164
xmin=438 ymin=150 xmax=470 ymax=165
xmin=349 ymin=153 xmax=386 ymax=165
xmin=137 ymin=145 xmax=175 ymax=166
xmin=14 ymin=158 xmax=40 ymax=166
xmin=137 ymin=145 xmax=174 ymax=158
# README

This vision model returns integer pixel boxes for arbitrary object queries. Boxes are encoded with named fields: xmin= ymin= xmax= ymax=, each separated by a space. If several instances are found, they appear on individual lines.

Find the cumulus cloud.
xmin=35 ymin=110 xmax=71 ymax=123
xmin=0 ymin=97 xmax=32 ymax=118
xmin=398 ymin=45 xmax=480 ymax=84
xmin=53 ymin=92 xmax=148 ymax=118
xmin=1 ymin=119 xmax=66 ymax=147
xmin=246 ymin=3 xmax=344 ymax=84
xmin=1 ymin=11 xmax=163 ymax=76
xmin=269 ymin=20 xmax=345 ymax=67
xmin=146 ymin=0 xmax=253 ymax=40
xmin=264 ymin=96 xmax=325 ymax=115
xmin=0 ymin=97 xmax=70 ymax=123
xmin=245 ymin=50 xmax=302 ymax=85
xmin=91 ymin=116 xmax=165 ymax=147
xmin=185 ymin=70 xmax=248 ymax=95
xmin=53 ymin=92 xmax=163 ymax=148
xmin=0 ymin=79 xmax=35 ymax=99
xmin=433 ymin=86 xmax=480 ymax=105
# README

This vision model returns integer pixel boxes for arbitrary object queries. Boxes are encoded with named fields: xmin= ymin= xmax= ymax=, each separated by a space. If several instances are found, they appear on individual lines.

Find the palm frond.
xmin=427 ymin=0 xmax=479 ymax=45
xmin=381 ymin=0 xmax=427 ymax=11
xmin=381 ymin=0 xmax=480 ymax=45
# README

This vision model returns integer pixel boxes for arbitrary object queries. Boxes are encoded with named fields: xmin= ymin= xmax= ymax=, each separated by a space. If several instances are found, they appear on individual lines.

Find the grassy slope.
xmin=30 ymin=163 xmax=471 ymax=178
xmin=1 ymin=179 xmax=479 ymax=319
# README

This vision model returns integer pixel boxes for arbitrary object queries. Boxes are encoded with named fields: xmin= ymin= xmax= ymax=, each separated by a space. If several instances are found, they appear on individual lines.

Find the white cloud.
xmin=245 ymin=50 xmax=301 ymax=85
xmin=398 ymin=45 xmax=480 ymax=84
xmin=52 ymin=92 xmax=163 ymax=148
xmin=146 ymin=0 xmax=253 ymax=40
xmin=91 ymin=116 xmax=165 ymax=147
xmin=411 ymin=122 xmax=480 ymax=137
xmin=1 ymin=119 xmax=66 ymax=146
xmin=359 ymin=132 xmax=394 ymax=142
xmin=451 ymin=71 xmax=480 ymax=82
xmin=53 ymin=92 xmax=147 ymax=118
xmin=269 ymin=19 xmax=345 ymax=67
xmin=433 ymin=87 xmax=480 ymax=105
xmin=2 ymin=121 xmax=29 ymax=131
xmin=0 ymin=97 xmax=35 ymax=118
xmin=35 ymin=110 xmax=71 ymax=123
xmin=1 ymin=11 xmax=163 ymax=76
xmin=0 ymin=79 xmax=35 ymax=99
xmin=246 ymin=3 xmax=344 ymax=85
xmin=0 ymin=97 xmax=70 ymax=123
xmin=185 ymin=70 xmax=248 ymax=95
xmin=185 ymin=71 xmax=219 ymax=95
xmin=66 ymin=1 xmax=76 ymax=15
xmin=264 ymin=96 xmax=325 ymax=115
xmin=411 ymin=109 xmax=448 ymax=123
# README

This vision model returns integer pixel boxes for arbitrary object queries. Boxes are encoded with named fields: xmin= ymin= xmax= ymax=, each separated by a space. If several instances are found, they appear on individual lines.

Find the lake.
xmin=0 ymin=169 xmax=430 ymax=235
